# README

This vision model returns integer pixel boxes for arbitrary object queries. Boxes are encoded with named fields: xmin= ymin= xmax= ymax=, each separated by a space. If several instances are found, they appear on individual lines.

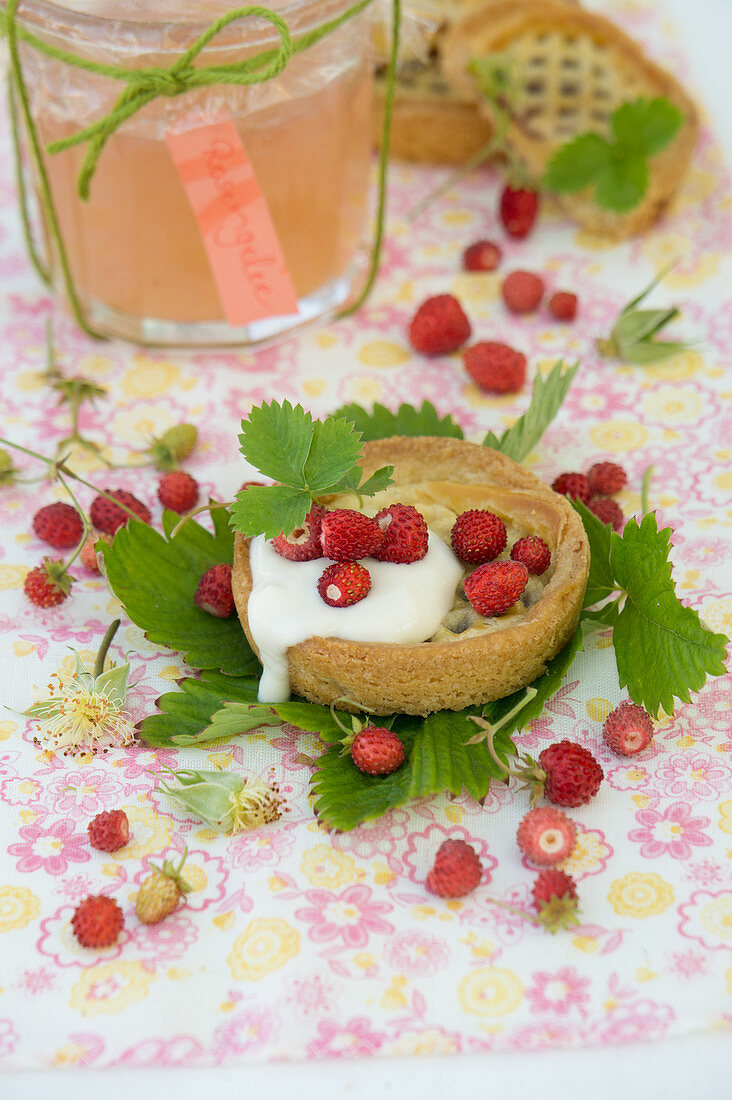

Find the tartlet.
xmin=232 ymin=436 xmax=590 ymax=716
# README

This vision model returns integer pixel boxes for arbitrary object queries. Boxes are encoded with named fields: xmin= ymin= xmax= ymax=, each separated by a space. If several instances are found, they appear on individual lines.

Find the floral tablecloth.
xmin=1 ymin=0 xmax=731 ymax=1073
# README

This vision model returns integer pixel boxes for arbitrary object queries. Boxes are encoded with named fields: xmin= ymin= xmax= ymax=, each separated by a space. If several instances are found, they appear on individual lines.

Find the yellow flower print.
xmin=120 ymin=357 xmax=183 ymax=398
xmin=586 ymin=698 xmax=612 ymax=723
xmin=0 ymin=564 xmax=29 ymax=591
xmin=0 ymin=886 xmax=40 ymax=931
xmin=451 ymin=273 xmax=500 ymax=308
xmin=111 ymin=806 xmax=173 ymax=861
xmin=357 ymin=341 xmax=410 ymax=368
xmin=390 ymin=1029 xmax=459 ymax=1056
xmin=560 ymin=830 xmax=612 ymax=877
xmin=69 ymin=961 xmax=155 ymax=1017
xmin=590 ymin=421 xmax=648 ymax=453
xmin=641 ymin=234 xmax=720 ymax=288
xmin=639 ymin=350 xmax=705 ymax=383
xmin=300 ymin=844 xmax=357 ymax=889
xmin=343 ymin=377 xmax=384 ymax=405
xmin=458 ymin=967 xmax=522 ymax=1017
xmin=702 ymin=597 xmax=732 ymax=638
xmin=608 ymin=873 xmax=674 ymax=918
xmin=228 ymin=918 xmax=300 ymax=981
xmin=0 ymin=719 xmax=17 ymax=742
xmin=719 ymin=802 xmax=732 ymax=836
xmin=641 ymin=386 xmax=705 ymax=427
xmin=699 ymin=896 xmax=732 ymax=945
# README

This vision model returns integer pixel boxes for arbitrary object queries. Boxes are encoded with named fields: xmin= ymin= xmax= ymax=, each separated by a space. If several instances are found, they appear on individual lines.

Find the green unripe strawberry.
xmin=135 ymin=849 xmax=191 ymax=924
xmin=146 ymin=424 xmax=198 ymax=471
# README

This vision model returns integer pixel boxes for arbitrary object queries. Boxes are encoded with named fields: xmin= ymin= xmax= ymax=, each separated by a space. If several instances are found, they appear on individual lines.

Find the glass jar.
xmin=12 ymin=0 xmax=375 ymax=346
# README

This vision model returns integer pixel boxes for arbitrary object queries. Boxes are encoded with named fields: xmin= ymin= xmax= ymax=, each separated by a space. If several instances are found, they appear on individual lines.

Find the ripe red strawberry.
xmin=510 ymin=535 xmax=551 ymax=575
xmin=501 ymin=270 xmax=544 ymax=313
xmin=136 ymin=851 xmax=191 ymax=925
xmin=23 ymin=559 xmax=73 ymax=607
xmin=88 ymin=809 xmax=129 ymax=853
xmin=317 ymin=561 xmax=371 ymax=607
xmin=588 ymin=496 xmax=624 ymax=531
xmin=517 ymin=806 xmax=576 ymax=866
xmin=32 ymin=502 xmax=83 ymax=550
xmin=90 ymin=489 xmax=151 ymax=536
xmin=426 ymin=839 xmax=482 ymax=898
xmin=273 ymin=504 xmax=326 ymax=562
xmin=464 ymin=560 xmax=528 ymax=617
xmin=463 ymin=239 xmax=502 ymax=272
xmin=194 ymin=563 xmax=234 ymax=617
xmin=408 ymin=294 xmax=471 ymax=356
xmin=373 ymin=503 xmax=428 ymax=564
xmin=463 ymin=341 xmax=526 ymax=394
xmin=451 ymin=509 xmax=507 ymax=564
xmin=157 ymin=471 xmax=199 ymax=513
xmin=602 ymin=701 xmax=654 ymax=756
xmin=351 ymin=725 xmax=405 ymax=775
xmin=531 ymin=869 xmax=580 ymax=933
xmin=321 ymin=509 xmax=383 ymax=562
xmin=71 ymin=895 xmax=124 ymax=948
xmin=551 ymin=472 xmax=591 ymax=504
xmin=499 ymin=184 xmax=539 ymax=238
xmin=548 ymin=291 xmax=578 ymax=322
xmin=587 ymin=461 xmax=627 ymax=496
xmin=537 ymin=740 xmax=603 ymax=807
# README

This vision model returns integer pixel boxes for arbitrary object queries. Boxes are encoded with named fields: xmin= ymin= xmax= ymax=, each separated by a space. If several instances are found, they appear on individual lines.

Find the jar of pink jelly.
xmin=10 ymin=0 xmax=375 ymax=346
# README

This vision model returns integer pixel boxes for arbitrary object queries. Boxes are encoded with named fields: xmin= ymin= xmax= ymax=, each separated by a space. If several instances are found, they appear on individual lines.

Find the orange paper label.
xmin=167 ymin=118 xmax=299 ymax=327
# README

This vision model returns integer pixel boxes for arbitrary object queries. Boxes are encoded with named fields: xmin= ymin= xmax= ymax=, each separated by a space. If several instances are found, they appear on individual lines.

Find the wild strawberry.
xmin=317 ymin=561 xmax=371 ymax=607
xmin=602 ymin=700 xmax=654 ymax=756
xmin=79 ymin=532 xmax=110 ymax=573
xmin=426 ymin=839 xmax=482 ymax=898
xmin=502 ymin=270 xmax=544 ymax=313
xmin=548 ymin=291 xmax=578 ymax=322
xmin=588 ymin=496 xmax=624 ymax=531
xmin=145 ymin=423 xmax=198 ymax=471
xmin=510 ymin=535 xmax=551 ymax=575
xmin=90 ymin=489 xmax=151 ymax=536
xmin=321 ymin=509 xmax=383 ymax=561
xmin=88 ymin=809 xmax=129 ymax=853
xmin=551 ymin=472 xmax=591 ymax=504
xmin=194 ymin=563 xmax=234 ymax=617
xmin=532 ymin=869 xmax=580 ymax=933
xmin=24 ymin=559 xmax=73 ymax=607
xmin=517 ymin=806 xmax=576 ymax=866
xmin=135 ymin=850 xmax=191 ymax=925
xmin=71 ymin=895 xmax=124 ymax=948
xmin=463 ymin=341 xmax=526 ymax=394
xmin=451 ymin=509 xmax=507 ymax=564
xmin=499 ymin=184 xmax=539 ymax=238
xmin=32 ymin=502 xmax=84 ymax=550
xmin=588 ymin=461 xmax=627 ymax=496
xmin=408 ymin=294 xmax=471 ymax=356
xmin=537 ymin=740 xmax=603 ymax=807
xmin=463 ymin=239 xmax=502 ymax=272
xmin=373 ymin=503 xmax=428 ymax=564
xmin=272 ymin=504 xmax=326 ymax=562
xmin=464 ymin=560 xmax=528 ymax=617
xmin=351 ymin=725 xmax=405 ymax=775
xmin=157 ymin=471 xmax=199 ymax=513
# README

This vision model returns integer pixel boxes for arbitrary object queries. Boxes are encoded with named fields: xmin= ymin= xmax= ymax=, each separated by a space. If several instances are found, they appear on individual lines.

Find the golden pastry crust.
xmin=443 ymin=0 xmax=698 ymax=237
xmin=232 ymin=436 xmax=590 ymax=716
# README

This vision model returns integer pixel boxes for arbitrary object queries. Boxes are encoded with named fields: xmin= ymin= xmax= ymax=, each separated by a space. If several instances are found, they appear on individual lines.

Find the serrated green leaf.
xmin=483 ymin=625 xmax=585 ymax=731
xmin=189 ymin=701 xmax=283 ymax=745
xmin=609 ymin=514 xmax=729 ymax=715
xmin=612 ymin=96 xmax=683 ymax=156
xmin=229 ymin=484 xmax=310 ymax=540
xmin=310 ymin=737 xmax=417 ymax=831
xmin=582 ymin=601 xmax=620 ymax=628
xmin=543 ymin=132 xmax=613 ymax=192
xmin=357 ymin=465 xmax=395 ymax=497
xmin=594 ymin=153 xmax=648 ymax=212
xmin=484 ymin=360 xmax=579 ymax=462
xmin=571 ymin=500 xmax=616 ymax=608
xmin=238 ymin=400 xmax=313 ymax=487
xmin=259 ymin=699 xmax=351 ymax=742
xmin=101 ymin=518 xmax=257 ymax=677
xmin=137 ymin=671 xmax=260 ymax=747
xmin=331 ymin=400 xmax=465 ymax=441
xmin=305 ymin=417 xmax=364 ymax=493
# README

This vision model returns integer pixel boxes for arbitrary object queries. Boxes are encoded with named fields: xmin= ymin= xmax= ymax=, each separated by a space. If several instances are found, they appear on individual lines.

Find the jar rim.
xmin=9 ymin=0 xmax=364 ymax=53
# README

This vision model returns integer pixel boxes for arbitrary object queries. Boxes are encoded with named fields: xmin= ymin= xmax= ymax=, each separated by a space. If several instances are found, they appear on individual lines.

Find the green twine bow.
xmin=2 ymin=0 xmax=400 ymax=337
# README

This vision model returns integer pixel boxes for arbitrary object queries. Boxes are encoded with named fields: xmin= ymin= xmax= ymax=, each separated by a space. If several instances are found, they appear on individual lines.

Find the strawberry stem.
xmin=93 ymin=618 xmax=121 ymax=679
xmin=640 ymin=465 xmax=654 ymax=515
xmin=168 ymin=500 xmax=232 ymax=539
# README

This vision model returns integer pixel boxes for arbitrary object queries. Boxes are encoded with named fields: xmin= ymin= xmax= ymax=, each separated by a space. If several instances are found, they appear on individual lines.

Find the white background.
xmin=4 ymin=0 xmax=732 ymax=1096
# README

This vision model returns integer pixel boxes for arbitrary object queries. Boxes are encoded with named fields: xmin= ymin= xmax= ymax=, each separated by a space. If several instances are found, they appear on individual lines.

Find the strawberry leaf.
xmin=483 ymin=359 xmax=579 ymax=462
xmin=101 ymin=514 xmax=258 ymax=677
xmin=543 ymin=132 xmax=613 ymax=192
xmin=137 ymin=671 xmax=260 ymax=747
xmin=331 ymin=400 xmax=465 ymax=441
xmin=612 ymin=97 xmax=683 ymax=155
xmin=571 ymin=500 xmax=616 ymax=607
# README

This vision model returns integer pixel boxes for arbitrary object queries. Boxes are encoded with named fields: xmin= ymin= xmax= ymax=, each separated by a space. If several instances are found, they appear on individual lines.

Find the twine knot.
xmin=140 ymin=67 xmax=192 ymax=97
